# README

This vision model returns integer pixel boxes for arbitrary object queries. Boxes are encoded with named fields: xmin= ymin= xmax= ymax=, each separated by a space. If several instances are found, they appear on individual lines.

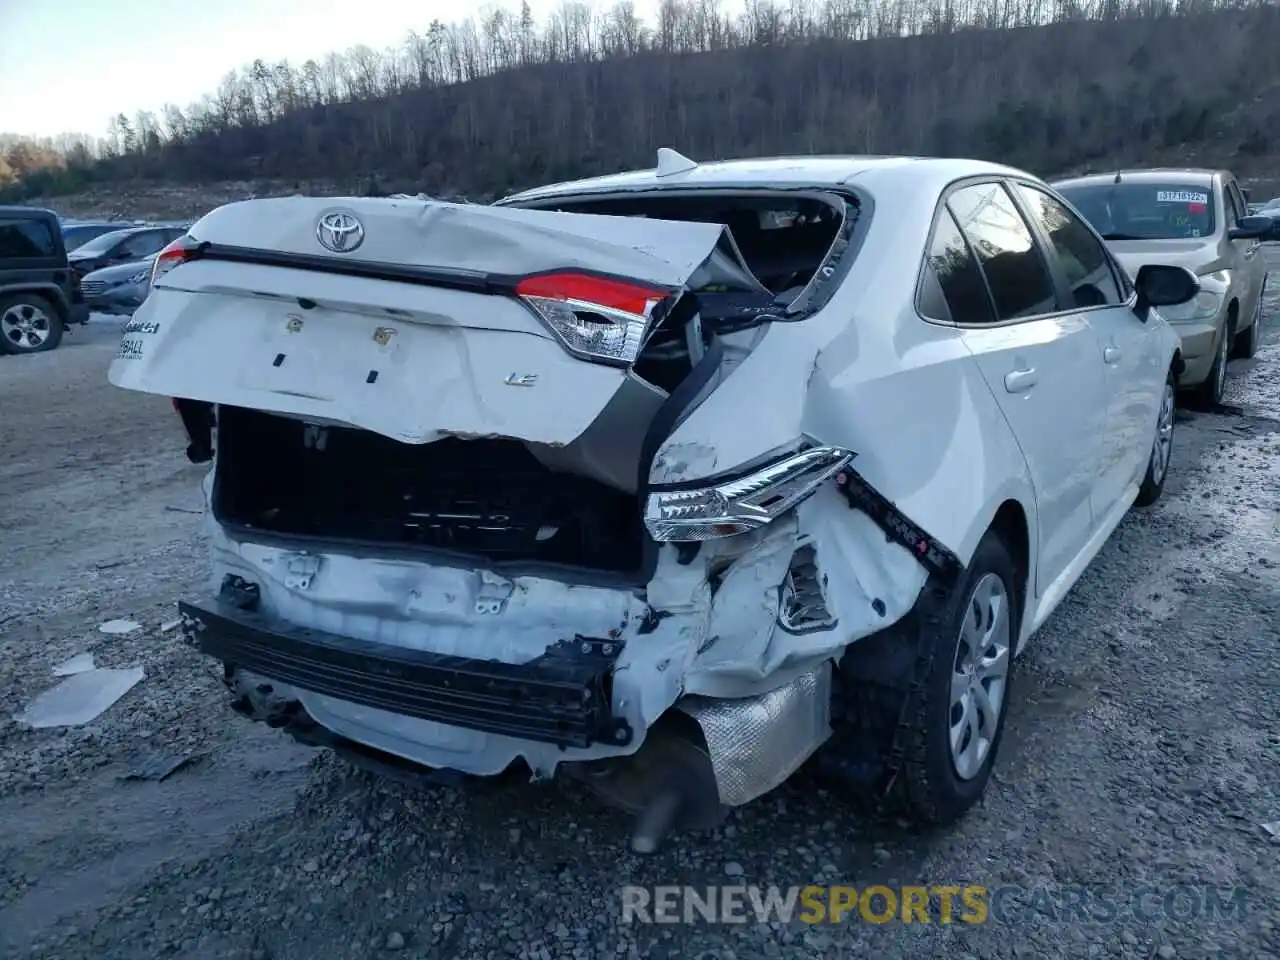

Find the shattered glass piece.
xmin=51 ymin=652 xmax=97 ymax=677
xmin=15 ymin=667 xmax=145 ymax=728
xmin=1263 ymin=821 xmax=1280 ymax=837
xmin=99 ymin=619 xmax=143 ymax=635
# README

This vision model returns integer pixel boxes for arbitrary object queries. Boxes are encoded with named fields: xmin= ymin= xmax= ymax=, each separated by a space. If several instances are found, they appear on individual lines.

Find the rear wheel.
xmin=891 ymin=530 xmax=1019 ymax=823
xmin=1135 ymin=370 xmax=1176 ymax=508
xmin=828 ymin=530 xmax=1020 ymax=823
xmin=0 ymin=293 xmax=63 ymax=355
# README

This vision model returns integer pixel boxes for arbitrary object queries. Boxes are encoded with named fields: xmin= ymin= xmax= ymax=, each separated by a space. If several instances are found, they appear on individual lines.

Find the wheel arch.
xmin=986 ymin=498 xmax=1031 ymax=652
xmin=0 ymin=284 xmax=69 ymax=322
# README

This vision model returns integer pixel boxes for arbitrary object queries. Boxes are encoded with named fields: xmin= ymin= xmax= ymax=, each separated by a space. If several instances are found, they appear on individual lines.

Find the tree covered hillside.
xmin=5 ymin=0 xmax=1280 ymax=203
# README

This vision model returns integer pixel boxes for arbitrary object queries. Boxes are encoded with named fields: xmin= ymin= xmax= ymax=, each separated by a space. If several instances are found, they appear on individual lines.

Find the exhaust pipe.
xmin=563 ymin=713 xmax=728 ymax=854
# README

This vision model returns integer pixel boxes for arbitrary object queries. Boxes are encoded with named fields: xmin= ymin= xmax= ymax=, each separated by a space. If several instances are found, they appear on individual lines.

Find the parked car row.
xmin=107 ymin=150 xmax=1275 ymax=853
xmin=1051 ymin=168 xmax=1271 ymax=408
xmin=0 ymin=210 xmax=191 ymax=354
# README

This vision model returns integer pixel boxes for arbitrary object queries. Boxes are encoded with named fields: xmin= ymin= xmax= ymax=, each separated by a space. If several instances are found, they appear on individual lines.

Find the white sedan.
xmin=110 ymin=150 xmax=1196 ymax=851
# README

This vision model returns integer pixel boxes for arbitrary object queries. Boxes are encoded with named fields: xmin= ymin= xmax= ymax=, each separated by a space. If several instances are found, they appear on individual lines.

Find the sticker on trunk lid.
xmin=116 ymin=337 xmax=145 ymax=360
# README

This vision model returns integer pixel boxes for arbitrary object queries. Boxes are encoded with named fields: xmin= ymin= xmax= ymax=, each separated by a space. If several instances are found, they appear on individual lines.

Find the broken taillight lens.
xmin=514 ymin=272 xmax=670 ymax=366
xmin=151 ymin=235 xmax=199 ymax=286
xmin=644 ymin=446 xmax=855 ymax=542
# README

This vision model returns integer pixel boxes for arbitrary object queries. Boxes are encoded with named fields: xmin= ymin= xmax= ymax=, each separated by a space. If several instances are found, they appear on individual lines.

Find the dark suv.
xmin=0 ymin=206 xmax=89 ymax=355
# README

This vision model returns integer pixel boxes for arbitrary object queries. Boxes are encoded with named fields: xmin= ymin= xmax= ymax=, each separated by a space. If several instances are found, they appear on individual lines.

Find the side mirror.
xmin=1134 ymin=264 xmax=1200 ymax=321
xmin=1228 ymin=215 xmax=1274 ymax=241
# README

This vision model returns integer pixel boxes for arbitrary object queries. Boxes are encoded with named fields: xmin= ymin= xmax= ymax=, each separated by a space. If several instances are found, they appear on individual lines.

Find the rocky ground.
xmin=2 ymin=262 xmax=1279 ymax=959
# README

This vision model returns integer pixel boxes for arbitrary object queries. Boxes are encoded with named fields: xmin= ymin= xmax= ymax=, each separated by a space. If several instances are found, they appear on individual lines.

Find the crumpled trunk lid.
xmin=108 ymin=197 xmax=761 ymax=453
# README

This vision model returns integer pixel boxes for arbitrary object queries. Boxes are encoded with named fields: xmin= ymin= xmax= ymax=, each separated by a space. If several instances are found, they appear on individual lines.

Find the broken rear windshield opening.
xmin=512 ymin=193 xmax=853 ymax=306
xmin=1056 ymin=182 xmax=1216 ymax=241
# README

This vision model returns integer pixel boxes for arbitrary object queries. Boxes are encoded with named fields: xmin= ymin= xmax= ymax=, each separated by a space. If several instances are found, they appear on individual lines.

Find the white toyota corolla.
xmin=109 ymin=151 xmax=1196 ymax=851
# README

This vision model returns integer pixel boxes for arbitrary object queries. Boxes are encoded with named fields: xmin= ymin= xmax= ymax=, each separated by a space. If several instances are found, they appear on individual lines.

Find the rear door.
xmin=1010 ymin=180 xmax=1159 ymax=522
xmin=931 ymin=180 xmax=1107 ymax=595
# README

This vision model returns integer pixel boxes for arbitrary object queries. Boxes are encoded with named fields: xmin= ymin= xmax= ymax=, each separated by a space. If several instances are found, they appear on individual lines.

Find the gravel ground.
xmin=2 ymin=267 xmax=1280 ymax=960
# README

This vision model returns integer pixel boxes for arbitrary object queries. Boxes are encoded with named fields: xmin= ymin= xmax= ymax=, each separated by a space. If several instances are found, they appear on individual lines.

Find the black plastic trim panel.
xmin=178 ymin=592 xmax=633 ymax=751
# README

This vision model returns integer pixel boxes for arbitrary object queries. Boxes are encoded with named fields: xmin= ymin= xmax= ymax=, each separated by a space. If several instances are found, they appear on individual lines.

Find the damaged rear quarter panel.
xmin=650 ymin=206 xmax=1036 ymax=650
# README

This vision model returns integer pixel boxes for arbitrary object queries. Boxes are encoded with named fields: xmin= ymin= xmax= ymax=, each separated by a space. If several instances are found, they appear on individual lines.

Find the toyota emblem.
xmin=315 ymin=211 xmax=365 ymax=253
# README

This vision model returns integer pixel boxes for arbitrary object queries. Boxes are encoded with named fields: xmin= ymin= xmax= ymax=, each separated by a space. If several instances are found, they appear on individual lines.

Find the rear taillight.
xmin=513 ymin=271 xmax=672 ymax=366
xmin=151 ymin=235 xmax=199 ymax=285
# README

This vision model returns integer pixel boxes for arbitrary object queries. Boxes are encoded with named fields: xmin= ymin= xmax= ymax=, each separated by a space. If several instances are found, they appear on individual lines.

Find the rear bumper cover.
xmin=178 ymin=593 xmax=634 ymax=750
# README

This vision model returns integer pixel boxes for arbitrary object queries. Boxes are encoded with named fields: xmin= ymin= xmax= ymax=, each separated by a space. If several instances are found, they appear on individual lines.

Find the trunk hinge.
xmin=474 ymin=571 xmax=515 ymax=615
xmin=283 ymin=553 xmax=323 ymax=591
xmin=833 ymin=467 xmax=964 ymax=583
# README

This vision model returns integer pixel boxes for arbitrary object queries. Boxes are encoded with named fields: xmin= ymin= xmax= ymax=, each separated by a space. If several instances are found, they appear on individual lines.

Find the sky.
xmin=0 ymin=0 xmax=635 ymax=141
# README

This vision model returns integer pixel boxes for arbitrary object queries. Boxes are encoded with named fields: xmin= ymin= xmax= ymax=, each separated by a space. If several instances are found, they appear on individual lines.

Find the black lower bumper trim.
xmin=178 ymin=597 xmax=633 ymax=750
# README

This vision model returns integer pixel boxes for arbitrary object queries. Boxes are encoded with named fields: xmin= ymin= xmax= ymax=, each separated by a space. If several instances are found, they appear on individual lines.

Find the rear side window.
xmin=947 ymin=183 xmax=1057 ymax=321
xmin=919 ymin=208 xmax=995 ymax=325
xmin=0 ymin=217 xmax=57 ymax=259
xmin=1014 ymin=183 xmax=1123 ymax=309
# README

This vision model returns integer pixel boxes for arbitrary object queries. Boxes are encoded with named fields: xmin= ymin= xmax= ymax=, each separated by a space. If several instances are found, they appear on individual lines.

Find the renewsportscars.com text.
xmin=620 ymin=884 xmax=1250 ymax=926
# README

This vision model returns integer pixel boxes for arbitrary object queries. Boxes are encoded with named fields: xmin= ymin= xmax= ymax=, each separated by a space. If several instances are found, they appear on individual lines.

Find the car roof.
xmin=1051 ymin=169 xmax=1220 ymax=190
xmin=500 ymin=153 xmax=1032 ymax=204
xmin=0 ymin=205 xmax=59 ymax=218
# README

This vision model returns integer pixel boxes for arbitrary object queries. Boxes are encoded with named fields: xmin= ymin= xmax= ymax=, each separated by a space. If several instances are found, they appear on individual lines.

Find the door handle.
xmin=1104 ymin=346 xmax=1122 ymax=363
xmin=1004 ymin=367 xmax=1038 ymax=393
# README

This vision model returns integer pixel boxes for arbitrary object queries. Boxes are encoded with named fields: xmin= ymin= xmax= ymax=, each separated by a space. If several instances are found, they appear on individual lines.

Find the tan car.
xmin=1051 ymin=168 xmax=1276 ymax=407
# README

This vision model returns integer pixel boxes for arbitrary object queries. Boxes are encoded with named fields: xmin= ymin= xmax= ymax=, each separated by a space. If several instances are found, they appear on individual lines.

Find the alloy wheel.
xmin=949 ymin=572 xmax=1012 ymax=781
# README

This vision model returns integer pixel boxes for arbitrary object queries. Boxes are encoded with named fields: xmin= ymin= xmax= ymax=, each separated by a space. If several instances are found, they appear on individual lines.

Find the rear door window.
xmin=1014 ymin=183 xmax=1124 ymax=309
xmin=0 ymin=217 xmax=58 ymax=259
xmin=947 ymin=182 xmax=1058 ymax=321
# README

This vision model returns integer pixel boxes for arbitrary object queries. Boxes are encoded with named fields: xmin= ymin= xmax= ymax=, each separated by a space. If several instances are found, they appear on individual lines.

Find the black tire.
xmin=1135 ymin=370 xmax=1176 ymax=508
xmin=1189 ymin=313 xmax=1231 ymax=410
xmin=887 ymin=530 xmax=1021 ymax=824
xmin=1232 ymin=284 xmax=1263 ymax=360
xmin=0 ymin=293 xmax=64 ymax=355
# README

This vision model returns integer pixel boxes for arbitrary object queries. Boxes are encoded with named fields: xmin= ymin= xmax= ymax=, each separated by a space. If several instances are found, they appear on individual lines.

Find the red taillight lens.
xmin=514 ymin=273 xmax=667 ymax=317
xmin=513 ymin=272 xmax=670 ymax=366
xmin=151 ymin=236 xmax=198 ymax=285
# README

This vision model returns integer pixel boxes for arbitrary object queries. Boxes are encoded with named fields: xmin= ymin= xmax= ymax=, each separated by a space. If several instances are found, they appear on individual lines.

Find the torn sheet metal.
xmin=51 ymin=652 xmax=97 ymax=676
xmin=680 ymin=487 xmax=928 ymax=698
xmin=16 ymin=667 xmax=145 ymax=728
